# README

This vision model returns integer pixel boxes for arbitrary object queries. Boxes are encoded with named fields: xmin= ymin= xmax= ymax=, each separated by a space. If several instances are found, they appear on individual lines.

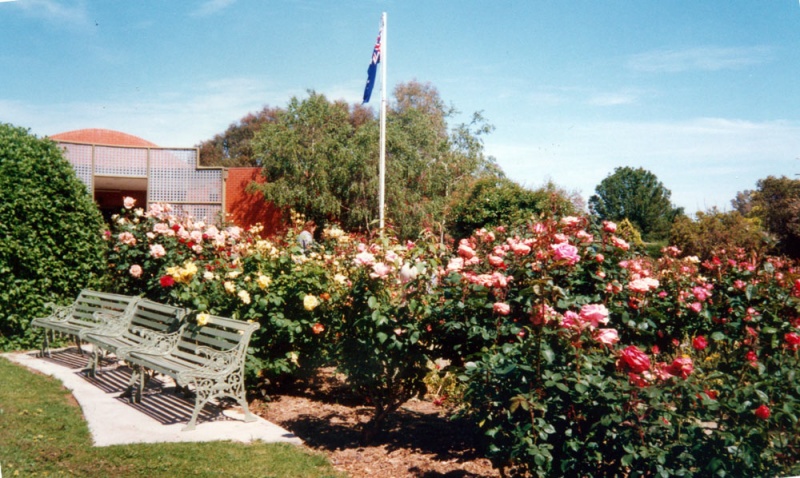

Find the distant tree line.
xmin=198 ymin=81 xmax=800 ymax=259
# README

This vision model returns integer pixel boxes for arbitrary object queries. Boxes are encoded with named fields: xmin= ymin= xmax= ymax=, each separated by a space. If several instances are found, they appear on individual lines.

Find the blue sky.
xmin=3 ymin=0 xmax=800 ymax=214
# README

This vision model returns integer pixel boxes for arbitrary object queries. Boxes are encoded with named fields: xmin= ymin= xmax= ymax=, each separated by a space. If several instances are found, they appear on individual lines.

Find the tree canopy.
xmin=248 ymin=81 xmax=501 ymax=239
xmin=589 ymin=166 xmax=683 ymax=242
xmin=447 ymin=178 xmax=578 ymax=241
xmin=748 ymin=176 xmax=800 ymax=257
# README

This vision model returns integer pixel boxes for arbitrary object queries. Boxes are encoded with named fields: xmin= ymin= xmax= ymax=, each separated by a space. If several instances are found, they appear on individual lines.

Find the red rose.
xmin=159 ymin=275 xmax=175 ymax=287
xmin=754 ymin=404 xmax=771 ymax=420
xmin=619 ymin=345 xmax=651 ymax=374
xmin=785 ymin=332 xmax=800 ymax=351
xmin=666 ymin=357 xmax=694 ymax=379
xmin=692 ymin=336 xmax=708 ymax=351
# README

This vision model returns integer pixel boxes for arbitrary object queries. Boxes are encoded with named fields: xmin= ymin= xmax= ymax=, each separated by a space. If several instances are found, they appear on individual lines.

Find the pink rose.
xmin=446 ymin=257 xmax=464 ymax=273
xmin=619 ymin=345 xmax=651 ymax=374
xmin=129 ymin=264 xmax=143 ymax=278
xmin=688 ymin=302 xmax=702 ymax=313
xmin=118 ymin=232 xmax=137 ymax=246
xmin=123 ymin=196 xmax=136 ymax=209
xmin=488 ymin=255 xmax=505 ymax=268
xmin=602 ymin=221 xmax=617 ymax=233
xmin=354 ymin=251 xmax=376 ymax=266
xmin=510 ymin=241 xmax=532 ymax=256
xmin=149 ymin=244 xmax=166 ymax=258
xmin=579 ymin=304 xmax=609 ymax=328
xmin=457 ymin=241 xmax=476 ymax=259
xmin=551 ymin=242 xmax=579 ymax=265
xmin=561 ymin=311 xmax=581 ymax=329
xmin=493 ymin=302 xmax=511 ymax=316
xmin=594 ymin=328 xmax=619 ymax=346
xmin=560 ymin=216 xmax=581 ymax=227
xmin=628 ymin=279 xmax=651 ymax=293
xmin=692 ymin=286 xmax=710 ymax=302
xmin=370 ymin=262 xmax=391 ymax=279
xmin=611 ymin=236 xmax=629 ymax=250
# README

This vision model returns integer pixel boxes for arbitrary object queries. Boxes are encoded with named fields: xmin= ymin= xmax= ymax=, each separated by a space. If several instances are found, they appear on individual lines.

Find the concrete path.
xmin=2 ymin=347 xmax=302 ymax=447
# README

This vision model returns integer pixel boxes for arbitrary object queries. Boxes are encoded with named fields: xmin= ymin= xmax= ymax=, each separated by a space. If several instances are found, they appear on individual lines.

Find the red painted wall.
xmin=225 ymin=168 xmax=284 ymax=237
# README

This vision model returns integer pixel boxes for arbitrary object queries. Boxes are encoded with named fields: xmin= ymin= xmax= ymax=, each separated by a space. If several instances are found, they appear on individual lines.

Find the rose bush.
xmin=428 ymin=216 xmax=800 ymax=476
xmin=102 ymin=200 xmax=800 ymax=475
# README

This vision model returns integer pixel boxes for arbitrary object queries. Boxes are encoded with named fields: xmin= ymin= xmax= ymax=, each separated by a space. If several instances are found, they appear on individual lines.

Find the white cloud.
xmin=627 ymin=46 xmax=772 ymax=73
xmin=10 ymin=77 xmax=310 ymax=147
xmin=587 ymin=92 xmax=639 ymax=106
xmin=15 ymin=0 xmax=90 ymax=29
xmin=192 ymin=0 xmax=236 ymax=17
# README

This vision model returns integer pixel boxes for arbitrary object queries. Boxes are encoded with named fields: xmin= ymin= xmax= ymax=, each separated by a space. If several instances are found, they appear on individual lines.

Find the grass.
xmin=0 ymin=356 xmax=345 ymax=478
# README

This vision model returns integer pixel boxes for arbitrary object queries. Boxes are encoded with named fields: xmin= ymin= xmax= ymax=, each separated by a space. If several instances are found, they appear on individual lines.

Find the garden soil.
xmin=252 ymin=368 xmax=500 ymax=478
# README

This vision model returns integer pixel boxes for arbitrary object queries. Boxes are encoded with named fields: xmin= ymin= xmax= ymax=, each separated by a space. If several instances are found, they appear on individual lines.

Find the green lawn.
xmin=0 ymin=356 xmax=345 ymax=478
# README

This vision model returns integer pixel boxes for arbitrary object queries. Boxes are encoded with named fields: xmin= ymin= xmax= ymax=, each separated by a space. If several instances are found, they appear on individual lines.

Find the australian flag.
xmin=362 ymin=24 xmax=382 ymax=104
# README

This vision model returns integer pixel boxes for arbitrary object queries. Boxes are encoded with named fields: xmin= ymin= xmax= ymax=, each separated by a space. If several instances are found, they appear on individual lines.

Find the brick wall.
xmin=225 ymin=168 xmax=284 ymax=236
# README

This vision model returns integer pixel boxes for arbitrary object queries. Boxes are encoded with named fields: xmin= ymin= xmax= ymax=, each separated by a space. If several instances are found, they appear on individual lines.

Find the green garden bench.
xmin=80 ymin=298 xmax=187 ymax=377
xmin=120 ymin=314 xmax=260 ymax=431
xmin=30 ymin=290 xmax=139 ymax=357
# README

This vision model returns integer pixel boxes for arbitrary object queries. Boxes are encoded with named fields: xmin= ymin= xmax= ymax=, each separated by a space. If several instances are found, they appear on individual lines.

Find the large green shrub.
xmin=669 ymin=208 xmax=769 ymax=260
xmin=448 ymin=178 xmax=577 ymax=241
xmin=0 ymin=124 xmax=107 ymax=350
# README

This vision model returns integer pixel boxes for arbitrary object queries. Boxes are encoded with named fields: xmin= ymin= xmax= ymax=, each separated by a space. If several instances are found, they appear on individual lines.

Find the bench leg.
xmin=74 ymin=336 xmax=85 ymax=355
xmin=122 ymin=365 xmax=145 ymax=403
xmin=84 ymin=350 xmax=100 ymax=378
xmin=40 ymin=331 xmax=50 ymax=358
xmin=183 ymin=391 xmax=211 ymax=432
xmin=237 ymin=395 xmax=258 ymax=423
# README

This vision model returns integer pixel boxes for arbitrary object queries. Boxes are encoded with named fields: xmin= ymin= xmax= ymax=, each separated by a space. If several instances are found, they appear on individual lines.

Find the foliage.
xmin=749 ymin=175 xmax=800 ymax=258
xmin=447 ymin=177 xmax=578 ymax=242
xmin=589 ymin=166 xmax=684 ymax=242
xmin=248 ymin=83 xmax=500 ymax=240
xmin=99 ymin=195 xmax=800 ymax=475
xmin=0 ymin=124 xmax=107 ymax=351
xmin=332 ymin=233 xmax=445 ymax=441
xmin=104 ymin=204 xmax=344 ymax=382
xmin=0 ymin=357 xmax=344 ymax=477
xmin=670 ymin=208 xmax=769 ymax=260
xmin=427 ymin=214 xmax=800 ymax=476
xmin=197 ymin=105 xmax=281 ymax=167
xmin=251 ymin=92 xmax=360 ymax=231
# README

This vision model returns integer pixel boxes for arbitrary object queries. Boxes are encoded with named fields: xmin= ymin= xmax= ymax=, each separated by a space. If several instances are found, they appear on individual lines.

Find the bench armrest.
xmin=176 ymin=344 xmax=244 ymax=385
xmin=117 ymin=326 xmax=185 ymax=358
xmin=39 ymin=303 xmax=76 ymax=324
xmin=78 ymin=311 xmax=128 ymax=339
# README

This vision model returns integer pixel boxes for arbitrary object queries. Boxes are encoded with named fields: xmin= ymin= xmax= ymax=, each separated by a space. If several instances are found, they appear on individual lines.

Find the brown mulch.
xmin=251 ymin=368 xmax=500 ymax=478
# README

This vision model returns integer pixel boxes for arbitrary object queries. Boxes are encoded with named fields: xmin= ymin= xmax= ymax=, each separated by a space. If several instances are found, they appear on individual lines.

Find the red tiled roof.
xmin=50 ymin=128 xmax=158 ymax=147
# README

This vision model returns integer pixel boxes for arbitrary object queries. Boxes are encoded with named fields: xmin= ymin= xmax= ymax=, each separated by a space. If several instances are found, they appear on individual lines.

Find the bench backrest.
xmin=120 ymin=299 xmax=186 ymax=341
xmin=69 ymin=290 xmax=139 ymax=328
xmin=172 ymin=315 xmax=260 ymax=369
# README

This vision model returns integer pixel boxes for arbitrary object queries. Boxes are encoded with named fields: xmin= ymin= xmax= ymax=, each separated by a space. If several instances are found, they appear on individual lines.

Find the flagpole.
xmin=378 ymin=12 xmax=387 ymax=231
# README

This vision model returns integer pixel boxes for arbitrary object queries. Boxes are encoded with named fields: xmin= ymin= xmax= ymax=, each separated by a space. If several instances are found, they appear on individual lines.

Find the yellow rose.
xmin=197 ymin=313 xmax=210 ymax=326
xmin=238 ymin=290 xmax=251 ymax=304
xmin=257 ymin=274 xmax=272 ymax=290
xmin=303 ymin=294 xmax=320 ymax=311
xmin=224 ymin=281 xmax=236 ymax=294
